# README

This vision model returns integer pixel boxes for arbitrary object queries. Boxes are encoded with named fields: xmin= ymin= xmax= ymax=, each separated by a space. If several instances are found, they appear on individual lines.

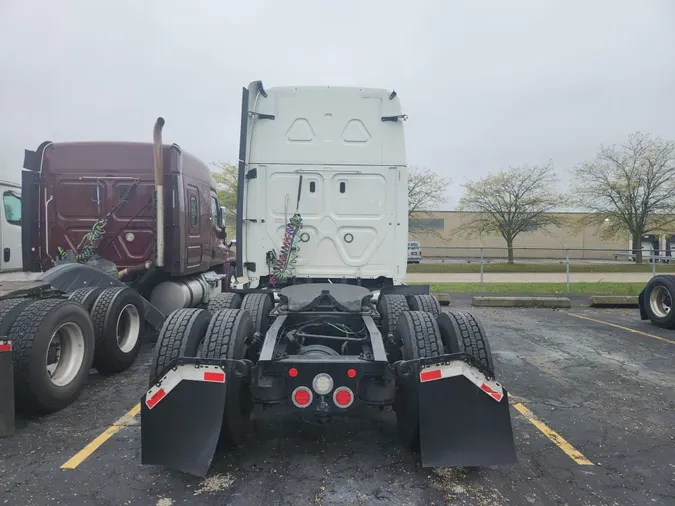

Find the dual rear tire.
xmin=1 ymin=286 xmax=146 ymax=413
xmin=6 ymin=298 xmax=95 ymax=413
xmin=390 ymin=300 xmax=495 ymax=450
xmin=149 ymin=292 xmax=266 ymax=445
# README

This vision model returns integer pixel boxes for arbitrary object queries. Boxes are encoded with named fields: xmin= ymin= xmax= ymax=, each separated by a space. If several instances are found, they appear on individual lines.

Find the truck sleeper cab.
xmin=236 ymin=83 xmax=409 ymax=290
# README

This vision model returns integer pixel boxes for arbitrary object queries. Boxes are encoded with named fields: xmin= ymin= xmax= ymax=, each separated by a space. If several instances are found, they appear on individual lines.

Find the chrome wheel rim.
xmin=46 ymin=322 xmax=86 ymax=387
xmin=116 ymin=304 xmax=140 ymax=353
xmin=649 ymin=285 xmax=671 ymax=318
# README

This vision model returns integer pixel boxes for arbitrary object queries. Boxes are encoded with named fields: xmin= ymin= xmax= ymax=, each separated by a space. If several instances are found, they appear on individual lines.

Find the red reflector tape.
xmin=481 ymin=383 xmax=504 ymax=402
xmin=203 ymin=371 xmax=225 ymax=383
xmin=417 ymin=361 xmax=505 ymax=402
xmin=420 ymin=369 xmax=442 ymax=382
xmin=146 ymin=388 xmax=166 ymax=409
xmin=0 ymin=343 xmax=11 ymax=353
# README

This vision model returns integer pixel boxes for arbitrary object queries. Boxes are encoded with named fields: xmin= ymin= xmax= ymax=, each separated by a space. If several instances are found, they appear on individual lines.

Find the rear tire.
xmin=393 ymin=311 xmax=444 ymax=449
xmin=90 ymin=287 xmax=145 ymax=375
xmin=406 ymin=294 xmax=441 ymax=317
xmin=208 ymin=292 xmax=243 ymax=312
xmin=68 ymin=287 xmax=103 ymax=313
xmin=0 ymin=298 xmax=36 ymax=336
xmin=148 ymin=308 xmax=212 ymax=386
xmin=199 ymin=309 xmax=254 ymax=445
xmin=378 ymin=294 xmax=409 ymax=337
xmin=437 ymin=311 xmax=494 ymax=371
xmin=240 ymin=293 xmax=274 ymax=337
xmin=9 ymin=299 xmax=95 ymax=413
xmin=643 ymin=275 xmax=675 ymax=328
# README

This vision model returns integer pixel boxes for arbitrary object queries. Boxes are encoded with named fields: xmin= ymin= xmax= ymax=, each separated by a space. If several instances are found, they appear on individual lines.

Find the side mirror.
xmin=218 ymin=206 xmax=227 ymax=229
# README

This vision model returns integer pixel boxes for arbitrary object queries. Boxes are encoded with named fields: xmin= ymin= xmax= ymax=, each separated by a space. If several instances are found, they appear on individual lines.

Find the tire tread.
xmin=150 ymin=308 xmax=212 ymax=383
xmin=438 ymin=311 xmax=494 ymax=371
xmin=379 ymin=294 xmax=409 ymax=336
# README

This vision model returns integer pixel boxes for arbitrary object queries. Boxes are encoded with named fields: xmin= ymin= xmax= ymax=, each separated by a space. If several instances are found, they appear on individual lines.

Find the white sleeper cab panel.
xmin=243 ymin=84 xmax=408 ymax=286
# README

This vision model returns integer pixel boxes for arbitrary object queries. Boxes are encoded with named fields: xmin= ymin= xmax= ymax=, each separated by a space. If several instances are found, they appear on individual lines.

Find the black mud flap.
xmin=0 ymin=340 xmax=14 ymax=437
xmin=418 ymin=363 xmax=517 ymax=468
xmin=141 ymin=364 xmax=228 ymax=477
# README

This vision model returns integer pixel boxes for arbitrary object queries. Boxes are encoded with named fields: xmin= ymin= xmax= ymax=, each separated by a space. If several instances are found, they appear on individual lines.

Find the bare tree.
xmin=572 ymin=132 xmax=675 ymax=263
xmin=457 ymin=163 xmax=567 ymax=263
xmin=408 ymin=166 xmax=451 ymax=237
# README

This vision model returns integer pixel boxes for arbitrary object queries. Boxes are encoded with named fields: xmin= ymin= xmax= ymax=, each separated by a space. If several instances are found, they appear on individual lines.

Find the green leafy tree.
xmin=458 ymin=163 xmax=568 ymax=263
xmin=211 ymin=161 xmax=238 ymax=239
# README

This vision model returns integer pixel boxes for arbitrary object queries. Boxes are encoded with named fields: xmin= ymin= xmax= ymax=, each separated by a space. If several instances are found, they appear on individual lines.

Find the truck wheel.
xmin=199 ymin=309 xmax=254 ymax=446
xmin=68 ymin=287 xmax=103 ymax=313
xmin=148 ymin=308 xmax=212 ymax=386
xmin=406 ymin=294 xmax=441 ymax=317
xmin=90 ymin=287 xmax=145 ymax=375
xmin=643 ymin=275 xmax=675 ymax=328
xmin=378 ymin=294 xmax=409 ymax=337
xmin=393 ymin=311 xmax=443 ymax=449
xmin=240 ymin=293 xmax=273 ymax=337
xmin=437 ymin=311 xmax=494 ymax=371
xmin=208 ymin=292 xmax=243 ymax=312
xmin=0 ymin=298 xmax=36 ymax=336
xmin=9 ymin=299 xmax=95 ymax=413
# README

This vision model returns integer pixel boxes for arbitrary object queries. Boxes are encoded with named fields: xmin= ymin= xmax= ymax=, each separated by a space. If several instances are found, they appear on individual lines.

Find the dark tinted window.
xmin=189 ymin=195 xmax=198 ymax=227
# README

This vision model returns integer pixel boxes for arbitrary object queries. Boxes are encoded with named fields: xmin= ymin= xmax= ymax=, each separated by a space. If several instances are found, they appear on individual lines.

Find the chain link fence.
xmin=407 ymin=246 xmax=675 ymax=294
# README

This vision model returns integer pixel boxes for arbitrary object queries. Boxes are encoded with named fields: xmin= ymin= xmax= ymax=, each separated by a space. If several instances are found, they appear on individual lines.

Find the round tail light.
xmin=333 ymin=387 xmax=354 ymax=408
xmin=312 ymin=373 xmax=334 ymax=395
xmin=292 ymin=387 xmax=313 ymax=408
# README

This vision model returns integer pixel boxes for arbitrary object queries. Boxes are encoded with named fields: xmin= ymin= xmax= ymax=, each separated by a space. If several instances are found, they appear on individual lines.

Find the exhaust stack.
xmin=153 ymin=117 xmax=165 ymax=267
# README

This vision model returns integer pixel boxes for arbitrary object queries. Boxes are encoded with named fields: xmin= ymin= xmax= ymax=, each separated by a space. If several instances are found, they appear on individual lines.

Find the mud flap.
xmin=0 ymin=340 xmax=14 ymax=437
xmin=141 ymin=364 xmax=227 ymax=477
xmin=418 ymin=361 xmax=517 ymax=467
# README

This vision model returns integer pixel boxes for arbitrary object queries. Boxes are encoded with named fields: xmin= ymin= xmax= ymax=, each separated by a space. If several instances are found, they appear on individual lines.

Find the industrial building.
xmin=409 ymin=211 xmax=675 ymax=259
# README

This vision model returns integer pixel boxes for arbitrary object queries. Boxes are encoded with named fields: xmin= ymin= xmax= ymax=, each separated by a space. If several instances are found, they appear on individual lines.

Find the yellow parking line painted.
xmin=514 ymin=402 xmax=594 ymax=465
xmin=568 ymin=313 xmax=675 ymax=345
xmin=61 ymin=403 xmax=141 ymax=469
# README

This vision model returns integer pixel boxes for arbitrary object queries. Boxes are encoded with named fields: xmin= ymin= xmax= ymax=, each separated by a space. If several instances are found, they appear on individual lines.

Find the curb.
xmin=471 ymin=296 xmax=571 ymax=309
xmin=435 ymin=293 xmax=451 ymax=306
xmin=587 ymin=295 xmax=639 ymax=308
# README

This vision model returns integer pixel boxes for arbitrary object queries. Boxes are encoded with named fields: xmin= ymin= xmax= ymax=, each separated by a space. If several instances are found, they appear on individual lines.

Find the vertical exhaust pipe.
xmin=153 ymin=117 xmax=166 ymax=267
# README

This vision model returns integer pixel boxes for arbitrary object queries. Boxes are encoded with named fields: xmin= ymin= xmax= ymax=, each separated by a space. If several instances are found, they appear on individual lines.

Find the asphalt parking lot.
xmin=1 ymin=302 xmax=674 ymax=506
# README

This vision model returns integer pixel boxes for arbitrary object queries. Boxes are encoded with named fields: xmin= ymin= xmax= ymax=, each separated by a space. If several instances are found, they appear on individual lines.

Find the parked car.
xmin=408 ymin=241 xmax=421 ymax=264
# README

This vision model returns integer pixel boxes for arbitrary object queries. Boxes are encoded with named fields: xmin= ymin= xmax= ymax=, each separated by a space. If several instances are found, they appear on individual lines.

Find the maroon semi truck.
xmin=0 ymin=119 xmax=235 ymax=431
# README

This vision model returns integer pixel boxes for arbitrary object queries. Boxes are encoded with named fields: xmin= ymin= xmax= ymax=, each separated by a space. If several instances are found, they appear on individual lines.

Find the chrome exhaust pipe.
xmin=153 ymin=117 xmax=165 ymax=267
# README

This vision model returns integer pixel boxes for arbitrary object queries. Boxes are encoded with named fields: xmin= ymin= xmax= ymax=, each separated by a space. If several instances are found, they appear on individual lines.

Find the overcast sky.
xmin=1 ymin=0 xmax=674 ymax=208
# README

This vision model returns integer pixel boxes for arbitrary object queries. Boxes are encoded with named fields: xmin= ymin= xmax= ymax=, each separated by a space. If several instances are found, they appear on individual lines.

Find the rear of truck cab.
xmin=238 ymin=84 xmax=409 ymax=288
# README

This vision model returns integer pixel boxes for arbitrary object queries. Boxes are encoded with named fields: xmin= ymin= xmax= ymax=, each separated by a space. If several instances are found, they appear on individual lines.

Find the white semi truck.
xmin=0 ymin=180 xmax=22 ymax=274
xmin=140 ymin=82 xmax=517 ymax=477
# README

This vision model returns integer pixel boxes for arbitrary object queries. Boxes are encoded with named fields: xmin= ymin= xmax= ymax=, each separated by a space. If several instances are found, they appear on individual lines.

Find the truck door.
xmin=0 ymin=188 xmax=23 ymax=272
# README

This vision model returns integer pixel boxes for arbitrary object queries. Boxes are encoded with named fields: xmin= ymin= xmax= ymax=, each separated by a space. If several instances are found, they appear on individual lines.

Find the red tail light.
xmin=333 ymin=387 xmax=354 ymax=408
xmin=288 ymin=367 xmax=298 ymax=377
xmin=292 ymin=386 xmax=313 ymax=408
xmin=347 ymin=368 xmax=357 ymax=378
